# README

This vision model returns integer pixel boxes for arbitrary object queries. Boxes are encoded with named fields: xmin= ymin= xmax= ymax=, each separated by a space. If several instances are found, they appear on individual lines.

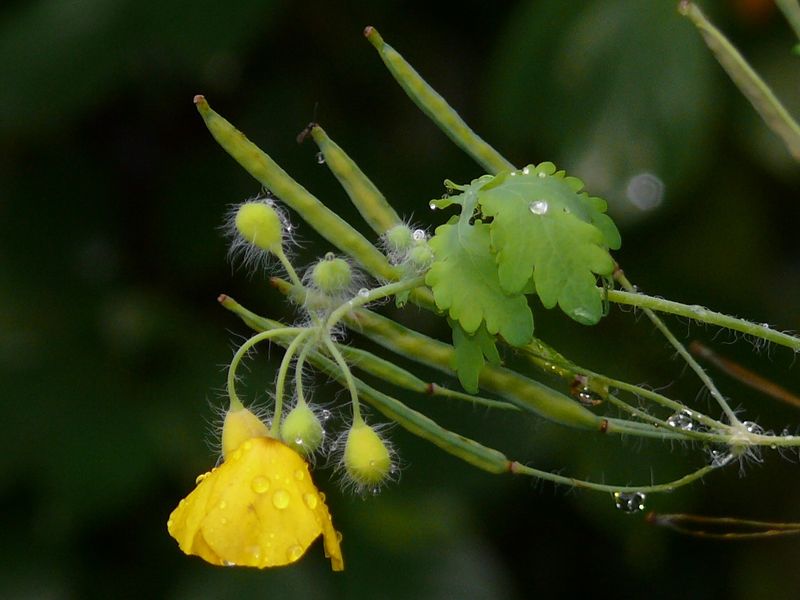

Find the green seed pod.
xmin=235 ymin=201 xmax=283 ymax=253
xmin=311 ymin=253 xmax=353 ymax=295
xmin=343 ymin=420 xmax=391 ymax=487
xmin=384 ymin=224 xmax=413 ymax=252
xmin=281 ymin=403 xmax=324 ymax=456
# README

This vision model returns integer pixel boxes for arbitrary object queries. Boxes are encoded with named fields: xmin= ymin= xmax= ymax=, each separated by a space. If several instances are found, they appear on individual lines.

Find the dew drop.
xmin=303 ymin=493 xmax=318 ymax=509
xmin=218 ymin=500 xmax=227 ymax=510
xmin=319 ymin=492 xmax=326 ymax=502
xmin=220 ymin=517 xmax=228 ymax=525
xmin=613 ymin=491 xmax=646 ymax=513
xmin=315 ymin=152 xmax=326 ymax=164
xmin=429 ymin=202 xmax=437 ymax=210
xmin=522 ymin=167 xmax=530 ymax=175
xmin=710 ymin=449 xmax=734 ymax=468
xmin=412 ymin=229 xmax=426 ymax=241
xmin=251 ymin=476 xmax=270 ymax=494
xmin=166 ymin=518 xmax=173 ymax=529
xmin=248 ymin=546 xmax=262 ymax=562
xmin=667 ymin=409 xmax=695 ymax=431
xmin=358 ymin=288 xmax=370 ymax=297
xmin=324 ymin=251 xmax=335 ymax=261
xmin=509 ymin=171 xmax=516 ymax=176
xmin=742 ymin=420 xmax=763 ymax=435
xmin=294 ymin=469 xmax=305 ymax=481
xmin=320 ymin=409 xmax=332 ymax=422
xmin=223 ymin=560 xmax=236 ymax=567
xmin=272 ymin=489 xmax=291 ymax=509
xmin=336 ymin=530 xmax=343 ymax=543
xmin=287 ymin=545 xmax=304 ymax=561
xmin=242 ymin=440 xmax=253 ymax=451
xmin=538 ymin=171 xmax=547 ymax=178
xmin=529 ymin=200 xmax=549 ymax=215
xmin=370 ymin=486 xmax=381 ymax=496
xmin=195 ymin=472 xmax=209 ymax=484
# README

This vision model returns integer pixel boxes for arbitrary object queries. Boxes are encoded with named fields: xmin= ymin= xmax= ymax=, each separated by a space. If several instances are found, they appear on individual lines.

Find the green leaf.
xmin=479 ymin=164 xmax=618 ymax=325
xmin=450 ymin=321 xmax=500 ymax=393
xmin=426 ymin=216 xmax=533 ymax=346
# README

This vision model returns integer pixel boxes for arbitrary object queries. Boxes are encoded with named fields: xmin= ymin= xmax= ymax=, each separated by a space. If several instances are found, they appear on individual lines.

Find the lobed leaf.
xmin=450 ymin=320 xmax=501 ymax=394
xmin=479 ymin=163 xmax=619 ymax=325
xmin=426 ymin=216 xmax=533 ymax=346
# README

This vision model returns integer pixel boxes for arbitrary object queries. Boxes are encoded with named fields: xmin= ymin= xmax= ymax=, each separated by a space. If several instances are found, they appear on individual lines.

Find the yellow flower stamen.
xmin=167 ymin=436 xmax=343 ymax=571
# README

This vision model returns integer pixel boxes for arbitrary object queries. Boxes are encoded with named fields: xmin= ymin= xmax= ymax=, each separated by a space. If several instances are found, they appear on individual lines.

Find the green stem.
xmin=324 ymin=276 xmax=426 ymax=333
xmin=614 ymin=272 xmax=740 ymax=426
xmin=605 ymin=288 xmax=800 ymax=352
xmin=270 ymin=329 xmax=313 ymax=436
xmin=226 ymin=326 xmax=305 ymax=410
xmin=323 ymin=336 xmax=363 ymax=423
xmin=776 ymin=0 xmax=800 ymax=41
xmin=511 ymin=461 xmax=716 ymax=494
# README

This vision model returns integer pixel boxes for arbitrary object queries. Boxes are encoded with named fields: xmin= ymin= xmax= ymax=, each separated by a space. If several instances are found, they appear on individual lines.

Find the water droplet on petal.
xmin=223 ymin=560 xmax=236 ymax=567
xmin=218 ymin=500 xmax=227 ymax=510
xmin=613 ymin=491 xmax=646 ymax=513
xmin=195 ymin=472 xmax=210 ymax=484
xmin=287 ymin=545 xmax=304 ymax=561
xmin=336 ymin=530 xmax=343 ymax=543
xmin=303 ymin=493 xmax=318 ymax=509
xmin=272 ymin=489 xmax=291 ymax=509
xmin=251 ymin=476 xmax=270 ymax=494
xmin=220 ymin=517 xmax=228 ymax=525
xmin=358 ymin=288 xmax=370 ymax=298
xmin=529 ymin=200 xmax=548 ymax=215
xmin=319 ymin=492 xmax=326 ymax=502
xmin=294 ymin=469 xmax=305 ymax=481
xmin=412 ymin=229 xmax=426 ymax=241
xmin=316 ymin=152 xmax=326 ymax=164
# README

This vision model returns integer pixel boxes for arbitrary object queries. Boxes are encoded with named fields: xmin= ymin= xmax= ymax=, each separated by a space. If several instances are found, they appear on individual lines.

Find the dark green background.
xmin=2 ymin=1 xmax=799 ymax=598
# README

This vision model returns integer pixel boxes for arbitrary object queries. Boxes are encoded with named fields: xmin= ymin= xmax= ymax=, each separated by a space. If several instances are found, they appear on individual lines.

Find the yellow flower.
xmin=167 ymin=436 xmax=344 ymax=571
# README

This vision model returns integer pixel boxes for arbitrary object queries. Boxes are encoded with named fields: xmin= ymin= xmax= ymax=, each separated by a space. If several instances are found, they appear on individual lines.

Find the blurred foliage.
xmin=1 ymin=0 xmax=799 ymax=598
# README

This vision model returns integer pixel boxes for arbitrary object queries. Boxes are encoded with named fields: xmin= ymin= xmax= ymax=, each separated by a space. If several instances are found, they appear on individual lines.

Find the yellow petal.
xmin=168 ymin=437 xmax=343 ymax=571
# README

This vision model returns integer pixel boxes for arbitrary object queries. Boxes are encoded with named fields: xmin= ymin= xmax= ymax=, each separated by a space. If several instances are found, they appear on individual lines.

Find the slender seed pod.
xmin=344 ymin=308 xmax=602 ymax=429
xmin=311 ymin=125 xmax=402 ymax=235
xmin=220 ymin=291 xmax=601 ymax=431
xmin=194 ymin=96 xmax=399 ymax=281
xmin=364 ymin=26 xmax=515 ymax=175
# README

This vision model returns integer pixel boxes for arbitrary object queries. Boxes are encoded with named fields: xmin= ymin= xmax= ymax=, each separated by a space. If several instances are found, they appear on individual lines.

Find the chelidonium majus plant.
xmin=167 ymin=4 xmax=800 ymax=570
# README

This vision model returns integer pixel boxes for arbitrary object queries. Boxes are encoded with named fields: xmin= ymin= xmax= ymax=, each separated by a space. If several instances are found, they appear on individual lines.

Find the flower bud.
xmin=222 ymin=406 xmax=269 ymax=458
xmin=281 ymin=403 xmax=324 ymax=456
xmin=235 ymin=201 xmax=283 ymax=253
xmin=408 ymin=243 xmax=434 ymax=268
xmin=311 ymin=253 xmax=352 ymax=295
xmin=384 ymin=224 xmax=413 ymax=252
xmin=343 ymin=421 xmax=391 ymax=487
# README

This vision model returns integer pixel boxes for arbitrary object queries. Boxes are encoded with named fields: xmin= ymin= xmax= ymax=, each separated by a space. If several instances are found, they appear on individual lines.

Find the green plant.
xmin=169 ymin=1 xmax=800 ymax=569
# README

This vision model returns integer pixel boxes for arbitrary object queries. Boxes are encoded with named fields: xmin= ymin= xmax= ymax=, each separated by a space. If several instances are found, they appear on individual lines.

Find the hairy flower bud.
xmin=343 ymin=420 xmax=391 ymax=488
xmin=281 ymin=403 xmax=324 ymax=456
xmin=222 ymin=406 xmax=269 ymax=458
xmin=384 ymin=224 xmax=413 ymax=252
xmin=311 ymin=253 xmax=352 ymax=295
xmin=235 ymin=201 xmax=283 ymax=253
